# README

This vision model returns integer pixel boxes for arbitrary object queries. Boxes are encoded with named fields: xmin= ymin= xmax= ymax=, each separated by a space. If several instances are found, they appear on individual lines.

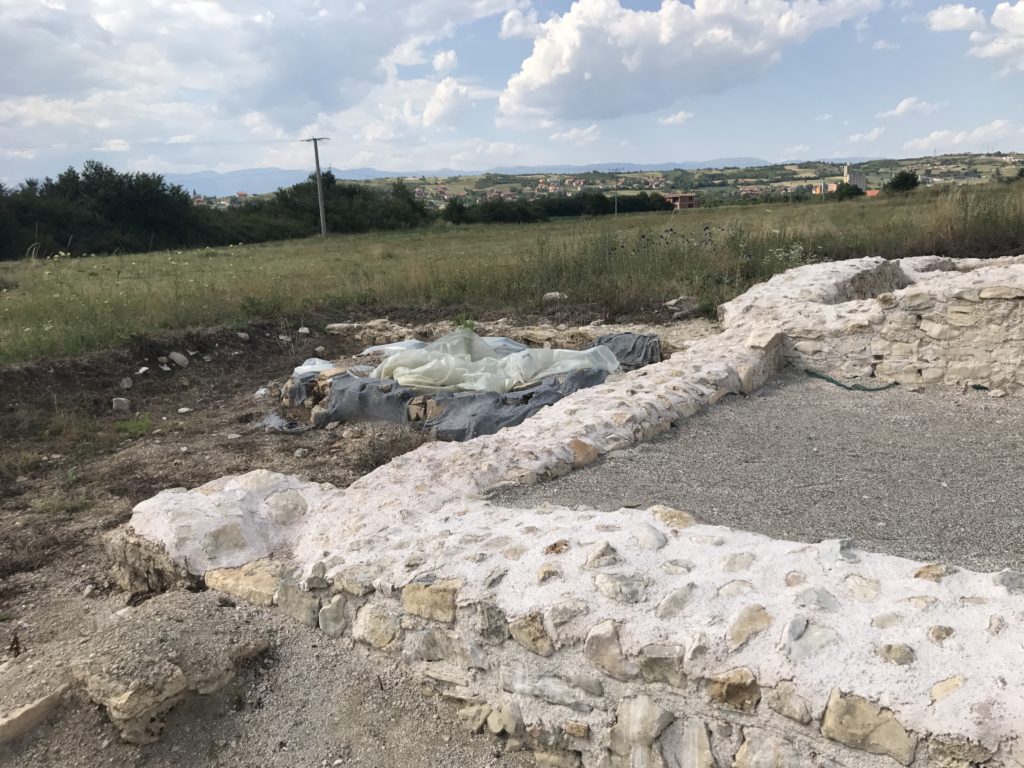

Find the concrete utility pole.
xmin=302 ymin=137 xmax=330 ymax=237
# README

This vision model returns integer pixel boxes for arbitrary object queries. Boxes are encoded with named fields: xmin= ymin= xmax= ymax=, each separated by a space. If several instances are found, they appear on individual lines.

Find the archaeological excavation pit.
xmin=6 ymin=255 xmax=1024 ymax=767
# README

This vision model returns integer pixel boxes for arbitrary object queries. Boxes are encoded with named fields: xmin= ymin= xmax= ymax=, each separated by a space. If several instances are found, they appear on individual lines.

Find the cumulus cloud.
xmin=658 ymin=110 xmax=694 ymax=126
xmin=928 ymin=2 xmax=1024 ymax=74
xmin=873 ymin=39 xmax=899 ymax=49
xmin=877 ymin=96 xmax=939 ymax=118
xmin=848 ymin=126 xmax=884 ymax=142
xmin=499 ymin=0 xmax=883 ymax=121
xmin=500 ymin=5 xmax=542 ymax=38
xmin=927 ymin=3 xmax=987 ymax=31
xmin=815 ymin=113 xmax=833 ymax=121
xmin=422 ymin=77 xmax=471 ymax=126
xmin=903 ymin=118 xmax=1015 ymax=152
xmin=433 ymin=49 xmax=458 ymax=73
xmin=549 ymin=125 xmax=599 ymax=143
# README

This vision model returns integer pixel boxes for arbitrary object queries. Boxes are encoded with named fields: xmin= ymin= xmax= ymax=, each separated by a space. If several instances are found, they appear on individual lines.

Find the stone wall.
xmin=720 ymin=255 xmax=1024 ymax=393
xmin=107 ymin=255 xmax=1024 ymax=767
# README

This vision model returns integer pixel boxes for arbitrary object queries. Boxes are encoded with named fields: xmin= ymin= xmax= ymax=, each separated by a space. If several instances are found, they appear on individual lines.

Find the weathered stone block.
xmin=402 ymin=579 xmax=462 ymax=623
xmin=820 ymin=689 xmax=917 ymax=766
xmin=707 ymin=667 xmax=760 ymax=713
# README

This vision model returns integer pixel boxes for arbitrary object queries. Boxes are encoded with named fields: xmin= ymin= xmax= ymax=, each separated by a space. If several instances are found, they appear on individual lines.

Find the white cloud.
xmin=549 ymin=124 xmax=599 ymax=143
xmin=815 ymin=113 xmax=833 ymax=122
xmin=432 ymin=49 xmax=458 ymax=73
xmin=903 ymin=118 xmax=1015 ymax=152
xmin=499 ymin=0 xmax=883 ymax=121
xmin=848 ymin=126 xmax=885 ymax=142
xmin=658 ymin=110 xmax=693 ymax=126
xmin=422 ymin=77 xmax=471 ymax=126
xmin=877 ymin=96 xmax=940 ymax=118
xmin=500 ymin=5 xmax=541 ymax=38
xmin=928 ymin=2 xmax=1024 ymax=75
xmin=873 ymin=39 xmax=899 ymax=49
xmin=96 ymin=139 xmax=130 ymax=152
xmin=927 ymin=4 xmax=987 ymax=31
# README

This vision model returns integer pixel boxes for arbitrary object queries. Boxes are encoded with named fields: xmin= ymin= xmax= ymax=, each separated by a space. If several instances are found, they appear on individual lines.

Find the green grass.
xmin=1 ymin=183 xmax=1022 ymax=364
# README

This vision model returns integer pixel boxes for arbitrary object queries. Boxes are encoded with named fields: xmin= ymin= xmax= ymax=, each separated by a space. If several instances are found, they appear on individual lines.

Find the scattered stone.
xmin=70 ymin=591 xmax=272 ymax=744
xmin=781 ymin=617 xmax=838 ymax=660
xmin=549 ymin=599 xmax=589 ymax=628
xmin=660 ymin=559 xmax=694 ymax=575
xmin=542 ymin=291 xmax=568 ymax=306
xmin=871 ymin=612 xmax=901 ymax=629
xmin=275 ymin=580 xmax=320 ymax=626
xmin=0 ymin=686 xmax=68 ymax=745
xmin=707 ymin=667 xmax=760 ymax=713
xmin=476 ymin=601 xmax=509 ymax=645
xmin=537 ymin=563 xmax=562 ymax=584
xmin=722 ymin=552 xmax=755 ymax=572
xmin=650 ymin=505 xmax=695 ymax=529
xmin=670 ymin=717 xmax=715 ymax=768
xmin=594 ymin=572 xmax=649 ymax=603
xmin=987 ymin=614 xmax=1006 ymax=635
xmin=457 ymin=704 xmax=491 ymax=734
xmin=585 ymin=542 xmax=619 ymax=569
xmin=639 ymin=645 xmax=686 ymax=688
xmin=352 ymin=604 xmax=398 ymax=649
xmin=584 ymin=620 xmax=639 ymax=681
xmin=119 ymin=377 xmax=133 ymax=390
xmin=236 ymin=332 xmax=250 ymax=341
xmin=845 ymin=574 xmax=881 ymax=602
xmin=535 ymin=750 xmax=581 ymax=768
xmin=177 ymin=407 xmax=193 ymax=414
xmin=293 ymin=448 xmax=310 ymax=459
xmin=486 ymin=703 xmax=524 ymax=737
xmin=608 ymin=695 xmax=674 ymax=757
xmin=877 ymin=643 xmax=916 ymax=666
xmin=718 ymin=580 xmax=752 ymax=597
xmin=915 ymin=563 xmax=957 ymax=582
xmin=630 ymin=523 xmax=667 ymax=550
xmin=543 ymin=539 xmax=570 ymax=555
xmin=318 ymin=594 xmax=348 ymax=637
xmin=734 ymin=728 xmax=817 ymax=768
xmin=927 ymin=626 xmax=955 ymax=646
xmin=655 ymin=584 xmax=694 ymax=619
xmin=297 ymin=326 xmax=310 ymax=335
xmin=112 ymin=397 xmax=131 ymax=413
xmin=820 ymin=689 xmax=917 ymax=766
xmin=927 ymin=736 xmax=993 ymax=767
xmin=402 ymin=579 xmax=461 ymax=623
xmin=727 ymin=604 xmax=772 ymax=650
xmin=509 ymin=612 xmax=554 ymax=657
xmin=568 ymin=439 xmax=599 ymax=468
xmin=930 ymin=676 xmax=964 ymax=703
xmin=796 ymin=587 xmax=840 ymax=612
xmin=168 ymin=351 xmax=189 ymax=368
xmin=765 ymin=681 xmax=813 ymax=724
xmin=784 ymin=571 xmax=806 ymax=587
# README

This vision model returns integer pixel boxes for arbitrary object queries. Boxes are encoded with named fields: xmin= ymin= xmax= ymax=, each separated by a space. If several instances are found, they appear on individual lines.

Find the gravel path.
xmin=493 ymin=368 xmax=1024 ymax=573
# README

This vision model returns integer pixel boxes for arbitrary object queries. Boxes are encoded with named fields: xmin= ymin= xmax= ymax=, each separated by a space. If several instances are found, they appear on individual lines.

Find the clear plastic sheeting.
xmin=371 ymin=328 xmax=619 ymax=394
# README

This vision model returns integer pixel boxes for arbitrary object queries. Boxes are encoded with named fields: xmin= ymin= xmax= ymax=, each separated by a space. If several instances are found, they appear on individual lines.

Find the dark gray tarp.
xmin=314 ymin=368 xmax=610 ymax=441
xmin=591 ymin=332 xmax=662 ymax=371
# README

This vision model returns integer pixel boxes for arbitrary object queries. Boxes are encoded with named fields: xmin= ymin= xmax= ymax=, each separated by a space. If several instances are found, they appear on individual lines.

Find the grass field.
xmin=2 ymin=183 xmax=1022 ymax=364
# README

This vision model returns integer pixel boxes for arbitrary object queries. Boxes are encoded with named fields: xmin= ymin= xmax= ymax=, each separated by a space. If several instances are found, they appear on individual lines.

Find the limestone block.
xmin=608 ymin=696 xmax=674 ymax=756
xmin=318 ymin=594 xmax=349 ymax=637
xmin=707 ymin=667 xmax=760 ymax=713
xmin=0 ymin=687 xmax=68 ymax=745
xmin=820 ymin=689 xmax=917 ymax=766
xmin=353 ymin=603 xmax=399 ymax=649
xmin=509 ymin=611 xmax=555 ymax=657
xmin=205 ymin=558 xmax=282 ymax=606
xmin=402 ymin=579 xmax=462 ymax=623
xmin=275 ymin=579 xmax=320 ymax=626
xmin=639 ymin=645 xmax=687 ymax=688
xmin=727 ymin=604 xmax=771 ymax=650
xmin=584 ymin=620 xmax=639 ymax=681
xmin=734 ymin=728 xmax=817 ymax=768
xmin=765 ymin=681 xmax=813 ymax=724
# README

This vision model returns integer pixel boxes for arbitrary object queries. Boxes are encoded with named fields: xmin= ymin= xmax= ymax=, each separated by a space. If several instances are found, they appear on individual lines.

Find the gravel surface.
xmin=493 ymin=368 xmax=1024 ymax=573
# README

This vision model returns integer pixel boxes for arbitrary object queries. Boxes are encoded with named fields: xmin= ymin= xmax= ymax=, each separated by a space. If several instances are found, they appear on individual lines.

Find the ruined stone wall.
xmin=720 ymin=255 xmax=1024 ymax=394
xmin=108 ymin=255 xmax=1024 ymax=767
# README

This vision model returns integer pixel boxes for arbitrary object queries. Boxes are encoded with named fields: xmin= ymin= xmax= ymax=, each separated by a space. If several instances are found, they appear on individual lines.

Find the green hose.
xmin=804 ymin=368 xmax=899 ymax=392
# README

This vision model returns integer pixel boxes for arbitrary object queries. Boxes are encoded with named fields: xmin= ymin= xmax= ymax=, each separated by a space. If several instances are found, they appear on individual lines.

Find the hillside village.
xmin=193 ymin=152 xmax=1024 ymax=210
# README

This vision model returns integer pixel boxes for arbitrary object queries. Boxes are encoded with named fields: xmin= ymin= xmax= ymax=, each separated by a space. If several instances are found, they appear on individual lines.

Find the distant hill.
xmin=166 ymin=159 xmax=772 ymax=196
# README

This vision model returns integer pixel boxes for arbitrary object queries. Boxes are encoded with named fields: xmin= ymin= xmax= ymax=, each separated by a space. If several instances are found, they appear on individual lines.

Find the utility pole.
xmin=302 ymin=137 xmax=330 ymax=237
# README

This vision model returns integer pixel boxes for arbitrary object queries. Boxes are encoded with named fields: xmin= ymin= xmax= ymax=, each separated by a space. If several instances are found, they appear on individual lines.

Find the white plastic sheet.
xmin=371 ymin=328 xmax=619 ymax=394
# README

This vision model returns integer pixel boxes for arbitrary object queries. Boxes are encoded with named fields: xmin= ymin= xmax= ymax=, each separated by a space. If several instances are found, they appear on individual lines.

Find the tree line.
xmin=0 ymin=162 xmax=676 ymax=260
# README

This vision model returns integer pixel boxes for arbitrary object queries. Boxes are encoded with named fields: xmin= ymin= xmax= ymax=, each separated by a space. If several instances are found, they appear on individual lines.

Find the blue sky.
xmin=1 ymin=0 xmax=1022 ymax=183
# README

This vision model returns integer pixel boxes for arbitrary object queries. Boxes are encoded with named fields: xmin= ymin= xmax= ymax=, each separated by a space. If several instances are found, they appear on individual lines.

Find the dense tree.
xmin=884 ymin=170 xmax=920 ymax=193
xmin=830 ymin=183 xmax=865 ymax=201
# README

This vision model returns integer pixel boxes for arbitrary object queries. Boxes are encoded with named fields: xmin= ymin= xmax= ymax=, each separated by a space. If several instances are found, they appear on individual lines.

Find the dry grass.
xmin=1 ymin=183 xmax=1022 ymax=364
